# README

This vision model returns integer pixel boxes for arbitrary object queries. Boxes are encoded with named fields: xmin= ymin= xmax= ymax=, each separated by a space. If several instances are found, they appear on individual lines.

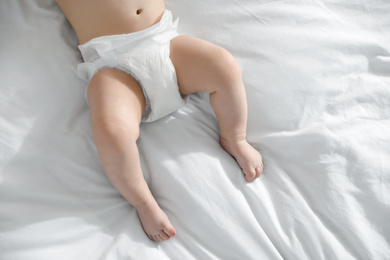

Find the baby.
xmin=56 ymin=0 xmax=263 ymax=242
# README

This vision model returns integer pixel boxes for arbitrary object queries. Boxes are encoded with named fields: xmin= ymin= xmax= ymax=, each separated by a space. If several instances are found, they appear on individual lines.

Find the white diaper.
xmin=77 ymin=10 xmax=188 ymax=122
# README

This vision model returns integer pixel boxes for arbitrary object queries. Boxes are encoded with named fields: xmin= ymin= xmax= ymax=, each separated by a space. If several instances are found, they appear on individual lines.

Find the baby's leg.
xmin=87 ymin=69 xmax=176 ymax=241
xmin=170 ymin=36 xmax=263 ymax=182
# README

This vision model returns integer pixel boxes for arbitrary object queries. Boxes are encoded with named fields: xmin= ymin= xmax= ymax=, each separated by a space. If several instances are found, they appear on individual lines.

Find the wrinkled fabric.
xmin=1 ymin=0 xmax=389 ymax=259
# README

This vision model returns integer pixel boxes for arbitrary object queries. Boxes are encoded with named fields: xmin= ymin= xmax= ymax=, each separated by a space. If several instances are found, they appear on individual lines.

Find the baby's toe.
xmin=152 ymin=234 xmax=161 ymax=241
xmin=255 ymin=165 xmax=263 ymax=178
xmin=159 ymin=231 xmax=170 ymax=241
xmin=148 ymin=234 xmax=157 ymax=241
xmin=244 ymin=167 xmax=257 ymax=182
xmin=163 ymin=224 xmax=176 ymax=238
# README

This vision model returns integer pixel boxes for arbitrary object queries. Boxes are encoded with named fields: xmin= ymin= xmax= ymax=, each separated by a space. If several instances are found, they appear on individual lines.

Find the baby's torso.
xmin=56 ymin=0 xmax=165 ymax=44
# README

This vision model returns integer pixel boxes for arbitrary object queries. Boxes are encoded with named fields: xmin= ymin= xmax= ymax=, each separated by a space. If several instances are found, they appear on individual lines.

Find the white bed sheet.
xmin=1 ymin=0 xmax=389 ymax=259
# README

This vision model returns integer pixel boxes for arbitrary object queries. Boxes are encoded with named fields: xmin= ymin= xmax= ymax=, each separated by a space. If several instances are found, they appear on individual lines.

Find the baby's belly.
xmin=71 ymin=0 xmax=166 ymax=44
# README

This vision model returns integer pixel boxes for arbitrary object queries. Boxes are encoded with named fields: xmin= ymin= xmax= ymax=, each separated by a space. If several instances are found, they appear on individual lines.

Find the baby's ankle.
xmin=219 ymin=134 xmax=247 ymax=148
xmin=219 ymin=133 xmax=246 ymax=144
xmin=133 ymin=196 xmax=157 ymax=211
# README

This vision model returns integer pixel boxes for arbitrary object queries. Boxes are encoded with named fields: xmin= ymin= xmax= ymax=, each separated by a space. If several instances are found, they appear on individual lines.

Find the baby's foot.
xmin=135 ymin=199 xmax=176 ymax=241
xmin=220 ymin=136 xmax=263 ymax=182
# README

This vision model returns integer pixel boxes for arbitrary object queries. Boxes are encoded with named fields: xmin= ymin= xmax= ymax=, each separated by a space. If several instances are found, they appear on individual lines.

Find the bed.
xmin=1 ymin=0 xmax=389 ymax=259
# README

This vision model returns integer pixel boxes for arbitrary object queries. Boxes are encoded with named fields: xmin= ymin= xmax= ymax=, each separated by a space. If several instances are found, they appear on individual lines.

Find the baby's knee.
xmin=94 ymin=118 xmax=140 ymax=143
xmin=213 ymin=47 xmax=242 ymax=86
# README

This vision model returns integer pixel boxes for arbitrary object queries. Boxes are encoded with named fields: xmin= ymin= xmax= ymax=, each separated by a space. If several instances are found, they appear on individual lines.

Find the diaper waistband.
xmin=76 ymin=9 xmax=179 ymax=82
xmin=78 ymin=9 xmax=178 ymax=62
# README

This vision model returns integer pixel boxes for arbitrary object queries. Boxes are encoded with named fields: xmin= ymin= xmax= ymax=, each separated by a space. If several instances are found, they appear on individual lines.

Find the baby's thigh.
xmin=170 ymin=35 xmax=238 ymax=95
xmin=87 ymin=68 xmax=146 ymax=126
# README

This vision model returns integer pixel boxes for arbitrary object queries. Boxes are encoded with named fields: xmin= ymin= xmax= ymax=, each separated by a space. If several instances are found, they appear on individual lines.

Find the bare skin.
xmin=56 ymin=0 xmax=263 ymax=242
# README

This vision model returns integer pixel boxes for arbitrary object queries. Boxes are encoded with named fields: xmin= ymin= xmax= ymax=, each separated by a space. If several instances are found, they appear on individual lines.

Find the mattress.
xmin=1 ymin=0 xmax=389 ymax=259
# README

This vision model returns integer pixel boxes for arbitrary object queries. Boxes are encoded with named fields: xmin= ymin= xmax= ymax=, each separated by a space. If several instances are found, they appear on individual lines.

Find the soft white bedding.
xmin=1 ymin=0 xmax=389 ymax=259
